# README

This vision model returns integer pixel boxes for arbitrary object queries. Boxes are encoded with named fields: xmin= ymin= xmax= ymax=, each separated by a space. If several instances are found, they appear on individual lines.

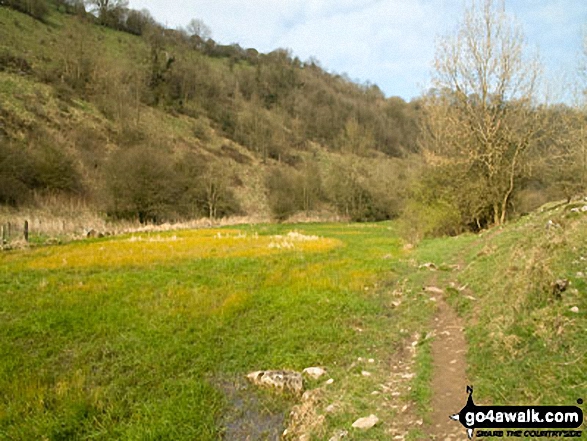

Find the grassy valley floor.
xmin=1 ymin=209 xmax=587 ymax=440
xmin=0 ymin=222 xmax=437 ymax=440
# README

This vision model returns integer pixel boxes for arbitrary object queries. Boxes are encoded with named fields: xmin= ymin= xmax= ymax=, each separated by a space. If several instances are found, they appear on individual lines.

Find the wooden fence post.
xmin=24 ymin=220 xmax=29 ymax=242
xmin=1 ymin=224 xmax=5 ymax=244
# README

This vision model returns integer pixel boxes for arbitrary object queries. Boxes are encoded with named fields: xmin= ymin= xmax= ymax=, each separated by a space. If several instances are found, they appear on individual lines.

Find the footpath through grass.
xmin=0 ymin=222 xmax=436 ymax=440
xmin=414 ymin=203 xmax=587 ymax=440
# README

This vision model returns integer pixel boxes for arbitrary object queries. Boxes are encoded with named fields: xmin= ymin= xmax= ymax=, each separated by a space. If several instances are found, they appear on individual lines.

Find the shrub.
xmin=0 ymin=143 xmax=32 ymax=205
xmin=326 ymin=158 xmax=395 ymax=222
xmin=2 ymin=0 xmax=49 ymax=21
xmin=29 ymin=144 xmax=83 ymax=194
xmin=266 ymin=168 xmax=301 ymax=221
xmin=192 ymin=162 xmax=242 ymax=220
xmin=399 ymin=199 xmax=462 ymax=243
xmin=104 ymin=147 xmax=178 ymax=223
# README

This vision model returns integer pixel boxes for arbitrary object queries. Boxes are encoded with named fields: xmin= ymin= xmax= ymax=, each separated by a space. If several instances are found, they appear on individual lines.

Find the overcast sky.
xmin=127 ymin=0 xmax=586 ymax=102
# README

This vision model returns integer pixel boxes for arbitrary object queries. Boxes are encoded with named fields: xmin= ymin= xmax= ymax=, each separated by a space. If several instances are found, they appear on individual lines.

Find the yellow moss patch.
xmin=26 ymin=230 xmax=342 ymax=270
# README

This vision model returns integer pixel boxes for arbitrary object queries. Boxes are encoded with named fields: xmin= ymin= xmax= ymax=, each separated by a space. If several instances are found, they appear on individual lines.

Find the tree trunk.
xmin=493 ymin=203 xmax=501 ymax=226
xmin=500 ymin=146 xmax=521 ymax=225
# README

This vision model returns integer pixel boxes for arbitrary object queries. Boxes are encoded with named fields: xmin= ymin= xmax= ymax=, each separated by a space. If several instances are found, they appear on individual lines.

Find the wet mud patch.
xmin=217 ymin=376 xmax=292 ymax=440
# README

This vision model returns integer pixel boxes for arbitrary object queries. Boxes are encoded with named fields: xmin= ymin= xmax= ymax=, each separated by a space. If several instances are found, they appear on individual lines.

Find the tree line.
xmin=0 ymin=0 xmax=585 ymax=235
xmin=0 ymin=0 xmax=417 ymax=223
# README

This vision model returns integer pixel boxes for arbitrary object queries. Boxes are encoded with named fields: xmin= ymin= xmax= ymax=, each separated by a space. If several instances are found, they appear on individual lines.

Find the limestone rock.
xmin=325 ymin=404 xmax=337 ymax=413
xmin=246 ymin=370 xmax=303 ymax=394
xmin=303 ymin=366 xmax=327 ymax=380
xmin=328 ymin=429 xmax=348 ymax=441
xmin=424 ymin=286 xmax=444 ymax=295
xmin=352 ymin=414 xmax=379 ymax=430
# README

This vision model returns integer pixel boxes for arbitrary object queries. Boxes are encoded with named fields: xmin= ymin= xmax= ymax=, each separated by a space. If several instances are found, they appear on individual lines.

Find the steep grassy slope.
xmin=414 ymin=201 xmax=587 ymax=423
xmin=0 ymin=5 xmax=418 ymax=228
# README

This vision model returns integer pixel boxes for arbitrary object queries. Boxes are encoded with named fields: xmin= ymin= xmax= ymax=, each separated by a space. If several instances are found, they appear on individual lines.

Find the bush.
xmin=104 ymin=147 xmax=178 ymax=223
xmin=2 ymin=0 xmax=49 ymax=21
xmin=399 ymin=199 xmax=463 ymax=243
xmin=0 ymin=51 xmax=32 ymax=74
xmin=326 ymin=158 xmax=396 ymax=222
xmin=190 ymin=162 xmax=242 ymax=220
xmin=0 ymin=143 xmax=32 ymax=206
xmin=266 ymin=168 xmax=301 ymax=221
xmin=265 ymin=163 xmax=325 ymax=221
xmin=0 ymin=139 xmax=83 ymax=206
xmin=29 ymin=144 xmax=83 ymax=194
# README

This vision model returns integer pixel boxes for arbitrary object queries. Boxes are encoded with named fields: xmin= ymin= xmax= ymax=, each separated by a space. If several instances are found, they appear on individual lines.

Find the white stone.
xmin=419 ymin=262 xmax=437 ymax=270
xmin=328 ymin=429 xmax=348 ymax=441
xmin=303 ymin=366 xmax=327 ymax=380
xmin=351 ymin=414 xmax=379 ymax=430
xmin=325 ymin=378 xmax=334 ymax=385
xmin=246 ymin=370 xmax=303 ymax=394
xmin=361 ymin=370 xmax=372 ymax=377
xmin=570 ymin=306 xmax=580 ymax=313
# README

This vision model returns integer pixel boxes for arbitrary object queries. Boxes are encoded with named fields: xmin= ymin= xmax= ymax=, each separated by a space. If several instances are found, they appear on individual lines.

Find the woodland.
xmin=0 ymin=0 xmax=585 ymax=238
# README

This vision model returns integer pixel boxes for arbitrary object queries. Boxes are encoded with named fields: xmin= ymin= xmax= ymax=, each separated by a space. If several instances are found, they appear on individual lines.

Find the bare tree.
xmin=423 ymin=0 xmax=542 ymax=225
xmin=85 ymin=0 xmax=128 ymax=27
xmin=186 ymin=18 xmax=211 ymax=40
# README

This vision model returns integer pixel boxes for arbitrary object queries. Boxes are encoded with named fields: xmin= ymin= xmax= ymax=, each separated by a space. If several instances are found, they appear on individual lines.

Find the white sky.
xmin=128 ymin=0 xmax=587 ymax=102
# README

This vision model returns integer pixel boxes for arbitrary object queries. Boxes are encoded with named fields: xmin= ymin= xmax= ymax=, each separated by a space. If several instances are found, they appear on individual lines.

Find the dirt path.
xmin=428 ymin=297 xmax=469 ymax=440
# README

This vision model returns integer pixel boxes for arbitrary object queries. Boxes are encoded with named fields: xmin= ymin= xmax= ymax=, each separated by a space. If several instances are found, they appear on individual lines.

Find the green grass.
xmin=0 ymin=222 xmax=436 ymax=440
xmin=454 ymin=209 xmax=587 ymax=409
xmin=413 ymin=206 xmax=587 ymax=439
xmin=3 ymin=210 xmax=586 ymax=440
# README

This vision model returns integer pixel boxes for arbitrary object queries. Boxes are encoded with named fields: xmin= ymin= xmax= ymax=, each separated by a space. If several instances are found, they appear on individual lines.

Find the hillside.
xmin=427 ymin=201 xmax=587 ymax=439
xmin=0 ymin=3 xmax=421 ymax=235
xmin=441 ymin=201 xmax=587 ymax=407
